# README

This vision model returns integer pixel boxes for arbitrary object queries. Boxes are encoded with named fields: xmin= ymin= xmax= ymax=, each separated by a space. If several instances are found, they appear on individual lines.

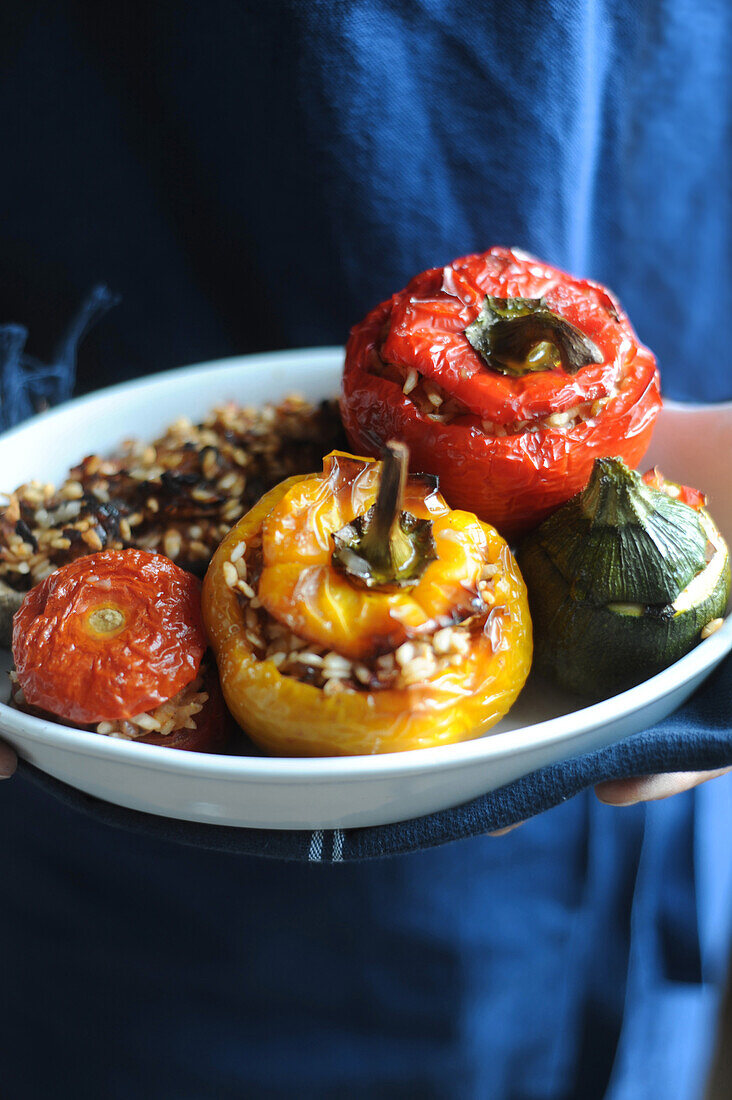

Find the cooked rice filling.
xmin=367 ymin=346 xmax=623 ymax=433
xmin=9 ymin=669 xmax=209 ymax=740
xmin=224 ymin=540 xmax=503 ymax=693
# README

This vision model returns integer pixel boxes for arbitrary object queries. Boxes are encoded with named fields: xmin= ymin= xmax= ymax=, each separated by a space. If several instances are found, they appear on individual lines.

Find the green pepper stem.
xmin=464 ymin=295 xmax=603 ymax=377
xmin=331 ymin=441 xmax=437 ymax=590
xmin=357 ymin=441 xmax=409 ymax=571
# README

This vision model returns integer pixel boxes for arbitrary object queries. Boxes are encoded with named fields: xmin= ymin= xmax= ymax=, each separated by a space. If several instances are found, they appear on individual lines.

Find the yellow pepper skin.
xmin=203 ymin=453 xmax=532 ymax=757
xmin=259 ymin=453 xmax=496 ymax=661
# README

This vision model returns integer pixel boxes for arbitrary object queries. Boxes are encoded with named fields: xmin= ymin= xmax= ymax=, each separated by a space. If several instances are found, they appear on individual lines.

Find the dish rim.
xmin=1 ymin=347 xmax=730 ymax=783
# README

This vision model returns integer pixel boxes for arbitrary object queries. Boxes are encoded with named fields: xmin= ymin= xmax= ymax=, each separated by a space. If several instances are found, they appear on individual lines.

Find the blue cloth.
xmin=3 ymin=767 xmax=731 ymax=1099
xmin=2 ymin=3 xmax=732 ymax=1098
xmin=16 ymin=652 xmax=732 ymax=861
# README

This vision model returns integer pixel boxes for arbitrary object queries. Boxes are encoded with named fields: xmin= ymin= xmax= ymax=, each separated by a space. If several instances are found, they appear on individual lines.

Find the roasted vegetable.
xmin=203 ymin=448 xmax=532 ymax=756
xmin=9 ymin=658 xmax=230 ymax=753
xmin=12 ymin=548 xmax=231 ymax=751
xmin=341 ymin=246 xmax=661 ymax=538
xmin=13 ymin=549 xmax=207 ymax=725
xmin=517 ymin=458 xmax=730 ymax=698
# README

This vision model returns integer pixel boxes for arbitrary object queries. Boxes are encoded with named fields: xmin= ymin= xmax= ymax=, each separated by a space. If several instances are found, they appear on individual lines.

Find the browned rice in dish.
xmin=0 ymin=395 xmax=345 ymax=593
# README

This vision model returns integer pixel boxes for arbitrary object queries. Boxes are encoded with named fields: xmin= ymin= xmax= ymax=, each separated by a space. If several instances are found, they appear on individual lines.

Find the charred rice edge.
xmin=0 ymin=395 xmax=345 ymax=647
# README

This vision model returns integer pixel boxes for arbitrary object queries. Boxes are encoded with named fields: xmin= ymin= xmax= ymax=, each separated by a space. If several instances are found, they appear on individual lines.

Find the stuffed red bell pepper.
xmin=341 ymin=246 xmax=661 ymax=538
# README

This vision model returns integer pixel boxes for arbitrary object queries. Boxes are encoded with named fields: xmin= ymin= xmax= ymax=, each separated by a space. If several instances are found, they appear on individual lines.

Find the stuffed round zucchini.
xmin=341 ymin=246 xmax=661 ymax=538
xmin=517 ymin=459 xmax=730 ymax=698
xmin=203 ymin=447 xmax=532 ymax=756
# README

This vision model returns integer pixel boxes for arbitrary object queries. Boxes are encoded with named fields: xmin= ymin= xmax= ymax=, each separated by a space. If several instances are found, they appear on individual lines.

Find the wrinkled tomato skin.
xmin=341 ymin=360 xmax=660 ymax=539
xmin=341 ymin=248 xmax=662 ymax=540
xmin=13 ymin=549 xmax=206 ymax=724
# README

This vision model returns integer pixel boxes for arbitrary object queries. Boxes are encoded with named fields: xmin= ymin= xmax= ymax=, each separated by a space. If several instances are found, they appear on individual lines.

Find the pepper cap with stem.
xmin=464 ymin=295 xmax=604 ymax=377
xmin=331 ymin=441 xmax=438 ymax=590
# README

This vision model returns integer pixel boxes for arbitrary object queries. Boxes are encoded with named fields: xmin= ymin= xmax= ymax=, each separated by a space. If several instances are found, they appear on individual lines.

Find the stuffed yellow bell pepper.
xmin=202 ymin=444 xmax=532 ymax=756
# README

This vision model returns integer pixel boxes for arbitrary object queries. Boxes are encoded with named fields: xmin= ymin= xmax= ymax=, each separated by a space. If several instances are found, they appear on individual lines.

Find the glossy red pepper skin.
xmin=341 ymin=247 xmax=662 ymax=539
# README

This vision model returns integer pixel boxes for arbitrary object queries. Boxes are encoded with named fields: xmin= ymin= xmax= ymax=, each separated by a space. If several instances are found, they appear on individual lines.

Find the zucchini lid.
xmin=529 ymin=457 xmax=710 ymax=605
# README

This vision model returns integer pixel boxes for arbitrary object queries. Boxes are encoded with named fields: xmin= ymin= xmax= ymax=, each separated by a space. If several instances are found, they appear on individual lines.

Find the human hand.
xmin=489 ymin=767 xmax=732 ymax=835
xmin=0 ymin=739 xmax=16 ymax=779
xmin=595 ymin=768 xmax=732 ymax=806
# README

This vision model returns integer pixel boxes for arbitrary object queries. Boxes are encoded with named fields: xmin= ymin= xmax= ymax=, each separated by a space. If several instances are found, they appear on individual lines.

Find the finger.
xmin=595 ymin=767 xmax=732 ymax=807
xmin=488 ymin=821 xmax=525 ymax=837
xmin=0 ymin=740 xmax=17 ymax=779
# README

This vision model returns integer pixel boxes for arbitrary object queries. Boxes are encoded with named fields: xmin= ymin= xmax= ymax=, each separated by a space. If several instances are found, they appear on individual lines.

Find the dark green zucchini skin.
xmin=516 ymin=457 xmax=730 ymax=699
xmin=518 ymin=535 xmax=730 ymax=698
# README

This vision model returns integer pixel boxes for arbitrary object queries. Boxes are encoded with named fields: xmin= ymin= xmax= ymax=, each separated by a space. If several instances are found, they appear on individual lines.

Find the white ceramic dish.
xmin=0 ymin=348 xmax=730 ymax=829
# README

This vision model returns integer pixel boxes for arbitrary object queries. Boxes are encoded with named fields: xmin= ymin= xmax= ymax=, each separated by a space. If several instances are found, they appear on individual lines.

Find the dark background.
xmin=3 ymin=1 xmax=731 ymax=400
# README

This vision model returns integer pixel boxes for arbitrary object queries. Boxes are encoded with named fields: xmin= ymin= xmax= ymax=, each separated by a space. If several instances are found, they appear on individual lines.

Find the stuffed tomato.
xmin=11 ymin=549 xmax=230 ymax=751
xmin=341 ymin=246 xmax=661 ymax=538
